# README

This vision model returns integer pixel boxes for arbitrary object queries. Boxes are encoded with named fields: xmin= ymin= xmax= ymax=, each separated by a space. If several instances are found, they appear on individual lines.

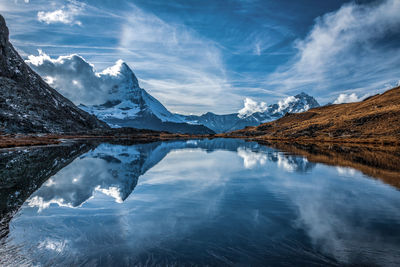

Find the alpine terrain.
xmin=76 ymin=60 xmax=214 ymax=134
xmin=178 ymin=92 xmax=320 ymax=133
xmin=226 ymin=86 xmax=400 ymax=145
xmin=0 ymin=15 xmax=109 ymax=134
xmin=28 ymin=53 xmax=319 ymax=134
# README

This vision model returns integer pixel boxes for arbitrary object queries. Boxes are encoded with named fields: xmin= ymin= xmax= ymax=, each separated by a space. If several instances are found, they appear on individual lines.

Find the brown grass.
xmin=223 ymin=86 xmax=400 ymax=145
xmin=0 ymin=134 xmax=61 ymax=148
xmin=0 ymin=132 xmax=214 ymax=149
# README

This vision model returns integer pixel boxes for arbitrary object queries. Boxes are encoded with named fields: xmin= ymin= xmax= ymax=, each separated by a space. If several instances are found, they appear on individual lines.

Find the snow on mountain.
xmin=179 ymin=92 xmax=320 ymax=133
xmin=238 ymin=98 xmax=268 ymax=118
xmin=272 ymin=92 xmax=320 ymax=116
xmin=27 ymin=50 xmax=318 ymax=134
xmin=79 ymin=60 xmax=183 ymax=124
xmin=27 ymin=52 xmax=213 ymax=134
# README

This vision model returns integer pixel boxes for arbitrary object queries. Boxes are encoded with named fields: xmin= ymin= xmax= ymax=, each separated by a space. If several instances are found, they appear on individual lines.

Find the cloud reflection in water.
xmin=4 ymin=139 xmax=400 ymax=266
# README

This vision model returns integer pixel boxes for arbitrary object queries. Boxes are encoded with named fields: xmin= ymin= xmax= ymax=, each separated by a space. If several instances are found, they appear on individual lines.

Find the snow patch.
xmin=238 ymin=98 xmax=268 ymax=118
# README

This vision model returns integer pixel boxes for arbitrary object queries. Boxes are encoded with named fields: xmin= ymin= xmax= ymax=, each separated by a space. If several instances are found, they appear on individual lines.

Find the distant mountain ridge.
xmin=25 ymin=40 xmax=319 ymax=134
xmin=0 ymin=15 xmax=109 ymax=134
xmin=227 ymin=86 xmax=400 ymax=144
xmin=178 ymin=92 xmax=320 ymax=133
xmin=67 ymin=59 xmax=318 ymax=133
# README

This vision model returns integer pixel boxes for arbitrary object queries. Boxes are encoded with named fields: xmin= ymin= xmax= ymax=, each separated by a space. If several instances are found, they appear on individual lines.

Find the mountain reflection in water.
xmin=0 ymin=138 xmax=399 ymax=266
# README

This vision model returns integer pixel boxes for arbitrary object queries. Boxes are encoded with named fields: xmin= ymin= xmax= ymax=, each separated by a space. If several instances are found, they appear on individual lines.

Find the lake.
xmin=1 ymin=138 xmax=400 ymax=266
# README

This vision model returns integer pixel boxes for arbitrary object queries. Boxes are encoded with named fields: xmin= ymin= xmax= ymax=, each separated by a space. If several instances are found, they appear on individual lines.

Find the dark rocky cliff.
xmin=0 ymin=14 xmax=109 ymax=133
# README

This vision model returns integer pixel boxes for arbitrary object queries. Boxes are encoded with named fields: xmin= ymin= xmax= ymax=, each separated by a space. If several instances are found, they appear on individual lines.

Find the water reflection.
xmin=0 ymin=139 xmax=399 ymax=266
xmin=0 ymin=142 xmax=95 ymax=237
xmin=25 ymin=139 xmax=317 ymax=212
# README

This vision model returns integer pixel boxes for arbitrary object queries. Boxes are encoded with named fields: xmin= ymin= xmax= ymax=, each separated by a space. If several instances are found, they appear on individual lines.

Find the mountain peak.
xmin=294 ymin=92 xmax=320 ymax=107
xmin=0 ymin=14 xmax=9 ymax=46
xmin=295 ymin=92 xmax=310 ymax=98
xmin=100 ymin=60 xmax=138 ymax=86
xmin=100 ymin=60 xmax=131 ymax=77
xmin=94 ymin=60 xmax=141 ymax=103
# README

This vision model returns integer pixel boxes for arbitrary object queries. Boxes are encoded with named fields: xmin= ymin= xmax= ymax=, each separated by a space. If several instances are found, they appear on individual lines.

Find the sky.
xmin=1 ymin=0 xmax=400 ymax=114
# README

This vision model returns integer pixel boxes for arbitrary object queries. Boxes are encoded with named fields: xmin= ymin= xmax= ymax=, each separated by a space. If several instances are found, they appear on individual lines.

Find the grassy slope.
xmin=224 ymin=86 xmax=400 ymax=145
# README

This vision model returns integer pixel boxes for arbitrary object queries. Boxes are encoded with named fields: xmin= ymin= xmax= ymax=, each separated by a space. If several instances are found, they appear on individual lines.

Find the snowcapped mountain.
xmin=27 ymin=50 xmax=319 ymax=134
xmin=76 ymin=60 xmax=214 ymax=134
xmin=80 ymin=60 xmax=182 ymax=123
xmin=178 ymin=92 xmax=320 ymax=133
xmin=26 ymin=52 xmax=213 ymax=134
xmin=81 ymin=69 xmax=320 ymax=134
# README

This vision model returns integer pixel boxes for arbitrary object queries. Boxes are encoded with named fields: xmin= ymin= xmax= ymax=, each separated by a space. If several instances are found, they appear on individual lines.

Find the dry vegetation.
xmin=0 ymin=129 xmax=213 ymax=149
xmin=223 ymin=86 xmax=400 ymax=145
xmin=0 ymin=134 xmax=61 ymax=148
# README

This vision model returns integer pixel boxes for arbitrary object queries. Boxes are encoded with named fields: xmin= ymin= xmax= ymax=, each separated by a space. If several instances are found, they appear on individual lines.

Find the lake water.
xmin=1 ymin=139 xmax=400 ymax=266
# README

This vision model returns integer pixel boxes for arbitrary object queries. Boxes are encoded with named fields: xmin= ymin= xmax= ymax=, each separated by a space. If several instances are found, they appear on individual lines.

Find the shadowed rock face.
xmin=0 ymin=14 xmax=109 ymax=134
xmin=0 ymin=142 xmax=96 ymax=238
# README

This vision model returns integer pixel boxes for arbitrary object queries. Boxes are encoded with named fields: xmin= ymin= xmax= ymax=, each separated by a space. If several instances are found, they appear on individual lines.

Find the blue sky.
xmin=1 ymin=0 xmax=400 ymax=114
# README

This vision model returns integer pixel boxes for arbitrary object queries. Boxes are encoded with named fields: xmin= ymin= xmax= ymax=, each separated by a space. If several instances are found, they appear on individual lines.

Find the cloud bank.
xmin=333 ymin=93 xmax=361 ymax=104
xmin=37 ymin=0 xmax=83 ymax=25
xmin=238 ymin=98 xmax=267 ymax=118
xmin=27 ymin=50 xmax=135 ymax=105
xmin=267 ymin=0 xmax=400 ymax=99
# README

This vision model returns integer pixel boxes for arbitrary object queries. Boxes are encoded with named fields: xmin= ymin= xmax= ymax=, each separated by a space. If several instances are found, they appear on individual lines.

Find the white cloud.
xmin=238 ymin=97 xmax=267 ymax=118
xmin=117 ymin=4 xmax=237 ymax=114
xmin=277 ymin=96 xmax=296 ymax=112
xmin=267 ymin=0 xmax=400 ymax=99
xmin=37 ymin=1 xmax=83 ymax=25
xmin=336 ymin=167 xmax=357 ymax=177
xmin=333 ymin=93 xmax=361 ymax=104
xmin=332 ymin=91 xmax=373 ymax=104
xmin=237 ymin=147 xmax=267 ymax=169
xmin=26 ymin=50 xmax=134 ymax=105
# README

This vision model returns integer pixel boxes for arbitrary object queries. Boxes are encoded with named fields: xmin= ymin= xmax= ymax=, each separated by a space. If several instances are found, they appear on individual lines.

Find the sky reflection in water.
xmin=5 ymin=139 xmax=400 ymax=266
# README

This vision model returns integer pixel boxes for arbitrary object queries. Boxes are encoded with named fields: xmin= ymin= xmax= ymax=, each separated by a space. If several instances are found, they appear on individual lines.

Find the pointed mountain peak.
xmin=295 ymin=92 xmax=311 ymax=98
xmin=99 ymin=60 xmax=140 ymax=93
xmin=100 ymin=60 xmax=135 ymax=78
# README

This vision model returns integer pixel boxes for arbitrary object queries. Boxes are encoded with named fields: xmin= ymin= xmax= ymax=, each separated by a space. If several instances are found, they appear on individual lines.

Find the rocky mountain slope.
xmin=0 ymin=15 xmax=109 ymax=134
xmin=226 ymin=86 xmax=400 ymax=145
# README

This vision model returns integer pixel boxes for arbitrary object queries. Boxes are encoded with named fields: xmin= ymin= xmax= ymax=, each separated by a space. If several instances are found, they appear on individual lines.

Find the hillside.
xmin=225 ymin=86 xmax=400 ymax=145
xmin=0 ymin=15 xmax=109 ymax=134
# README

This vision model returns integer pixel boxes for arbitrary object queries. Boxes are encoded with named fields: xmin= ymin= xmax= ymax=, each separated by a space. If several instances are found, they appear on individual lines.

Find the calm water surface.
xmin=1 ymin=139 xmax=400 ymax=266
